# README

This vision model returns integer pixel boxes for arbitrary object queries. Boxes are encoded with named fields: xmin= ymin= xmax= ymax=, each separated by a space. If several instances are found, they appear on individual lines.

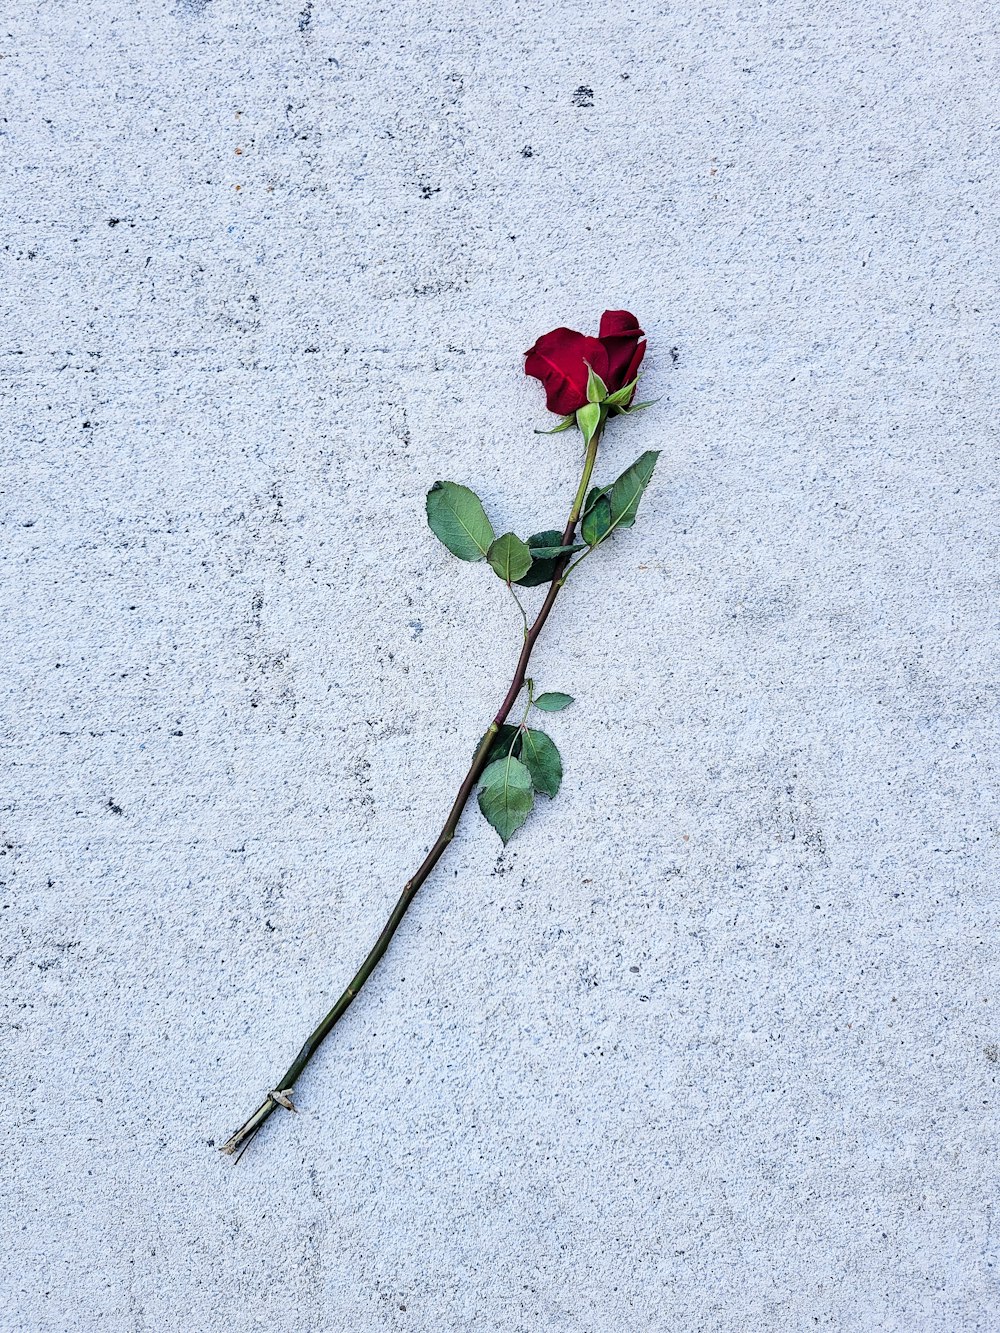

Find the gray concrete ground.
xmin=2 ymin=1 xmax=998 ymax=1329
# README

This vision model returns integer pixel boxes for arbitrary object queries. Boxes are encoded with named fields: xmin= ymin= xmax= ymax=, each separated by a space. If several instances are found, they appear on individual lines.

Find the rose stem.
xmin=220 ymin=426 xmax=602 ymax=1158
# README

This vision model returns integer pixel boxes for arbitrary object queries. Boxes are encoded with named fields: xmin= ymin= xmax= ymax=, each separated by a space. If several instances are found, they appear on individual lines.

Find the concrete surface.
xmin=2 ymin=0 xmax=998 ymax=1329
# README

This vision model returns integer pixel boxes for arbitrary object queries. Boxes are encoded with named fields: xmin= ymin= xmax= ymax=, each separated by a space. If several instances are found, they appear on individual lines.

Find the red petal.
xmin=620 ymin=340 xmax=646 ymax=402
xmin=598 ymin=309 xmax=646 ymax=392
xmin=599 ymin=310 xmax=644 ymax=340
xmin=525 ymin=328 xmax=609 ymax=416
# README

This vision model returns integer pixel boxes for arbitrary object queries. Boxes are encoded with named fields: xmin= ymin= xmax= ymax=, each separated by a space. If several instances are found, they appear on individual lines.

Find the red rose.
xmin=525 ymin=310 xmax=646 ymax=416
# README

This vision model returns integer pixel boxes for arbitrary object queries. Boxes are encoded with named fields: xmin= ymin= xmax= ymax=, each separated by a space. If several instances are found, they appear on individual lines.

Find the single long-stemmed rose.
xmin=221 ymin=310 xmax=660 ymax=1158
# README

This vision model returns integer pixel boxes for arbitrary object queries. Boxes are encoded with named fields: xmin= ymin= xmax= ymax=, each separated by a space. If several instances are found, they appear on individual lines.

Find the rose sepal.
xmin=613 ymin=397 xmax=660 ymax=416
xmin=534 ymin=414 xmax=576 ymax=435
xmin=604 ymin=375 xmax=640 ymax=408
xmin=585 ymin=363 xmax=608 ymax=403
xmin=575 ymin=401 xmax=604 ymax=445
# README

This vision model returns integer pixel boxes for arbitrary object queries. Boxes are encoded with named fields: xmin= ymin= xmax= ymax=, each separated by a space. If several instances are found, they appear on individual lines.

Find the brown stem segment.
xmin=220 ymin=428 xmax=602 ymax=1157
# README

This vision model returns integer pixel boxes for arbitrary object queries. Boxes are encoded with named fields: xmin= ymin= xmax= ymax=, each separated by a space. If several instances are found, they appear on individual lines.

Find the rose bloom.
xmin=524 ymin=310 xmax=646 ymax=416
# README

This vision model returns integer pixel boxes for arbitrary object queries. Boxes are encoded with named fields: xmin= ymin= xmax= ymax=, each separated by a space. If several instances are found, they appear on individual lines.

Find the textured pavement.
xmin=2 ymin=1 xmax=998 ymax=1329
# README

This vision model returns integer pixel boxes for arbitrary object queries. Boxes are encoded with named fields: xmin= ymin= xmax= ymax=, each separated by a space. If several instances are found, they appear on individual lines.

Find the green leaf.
xmin=514 ymin=530 xmax=562 ymax=588
xmin=608 ymin=450 xmax=660 ymax=530
xmin=426 ymin=481 xmax=495 ymax=561
xmin=519 ymin=728 xmax=562 ymax=797
xmin=585 ymin=363 xmax=608 ymax=403
xmin=581 ymin=494 xmax=611 ymax=546
xmin=605 ymin=375 xmax=639 ymax=407
xmin=533 ymin=692 xmax=574 ymax=712
xmin=478 ymin=755 xmax=534 ymax=843
xmin=584 ymin=483 xmax=611 ymax=514
xmin=526 ymin=543 xmax=584 ymax=559
xmin=535 ymin=414 xmax=576 ymax=435
xmin=527 ymin=528 xmax=561 ymax=547
xmin=576 ymin=401 xmax=601 ymax=444
xmin=487 ymin=531 xmax=533 ymax=583
xmin=481 ymin=724 xmax=521 ymax=765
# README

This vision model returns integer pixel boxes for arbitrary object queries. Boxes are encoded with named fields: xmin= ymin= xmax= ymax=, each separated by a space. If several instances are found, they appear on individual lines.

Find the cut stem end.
xmin=219 ymin=1089 xmax=295 ymax=1161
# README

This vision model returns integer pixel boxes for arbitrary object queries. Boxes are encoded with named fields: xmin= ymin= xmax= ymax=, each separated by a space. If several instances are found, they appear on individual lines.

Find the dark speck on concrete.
xmin=572 ymin=86 xmax=594 ymax=107
xmin=107 ymin=799 xmax=123 ymax=816
xmin=521 ymin=145 xmax=533 ymax=157
xmin=298 ymin=1 xmax=312 ymax=32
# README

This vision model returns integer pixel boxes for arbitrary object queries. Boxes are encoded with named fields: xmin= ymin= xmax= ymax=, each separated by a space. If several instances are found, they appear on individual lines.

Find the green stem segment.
xmin=220 ymin=428 xmax=602 ymax=1158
